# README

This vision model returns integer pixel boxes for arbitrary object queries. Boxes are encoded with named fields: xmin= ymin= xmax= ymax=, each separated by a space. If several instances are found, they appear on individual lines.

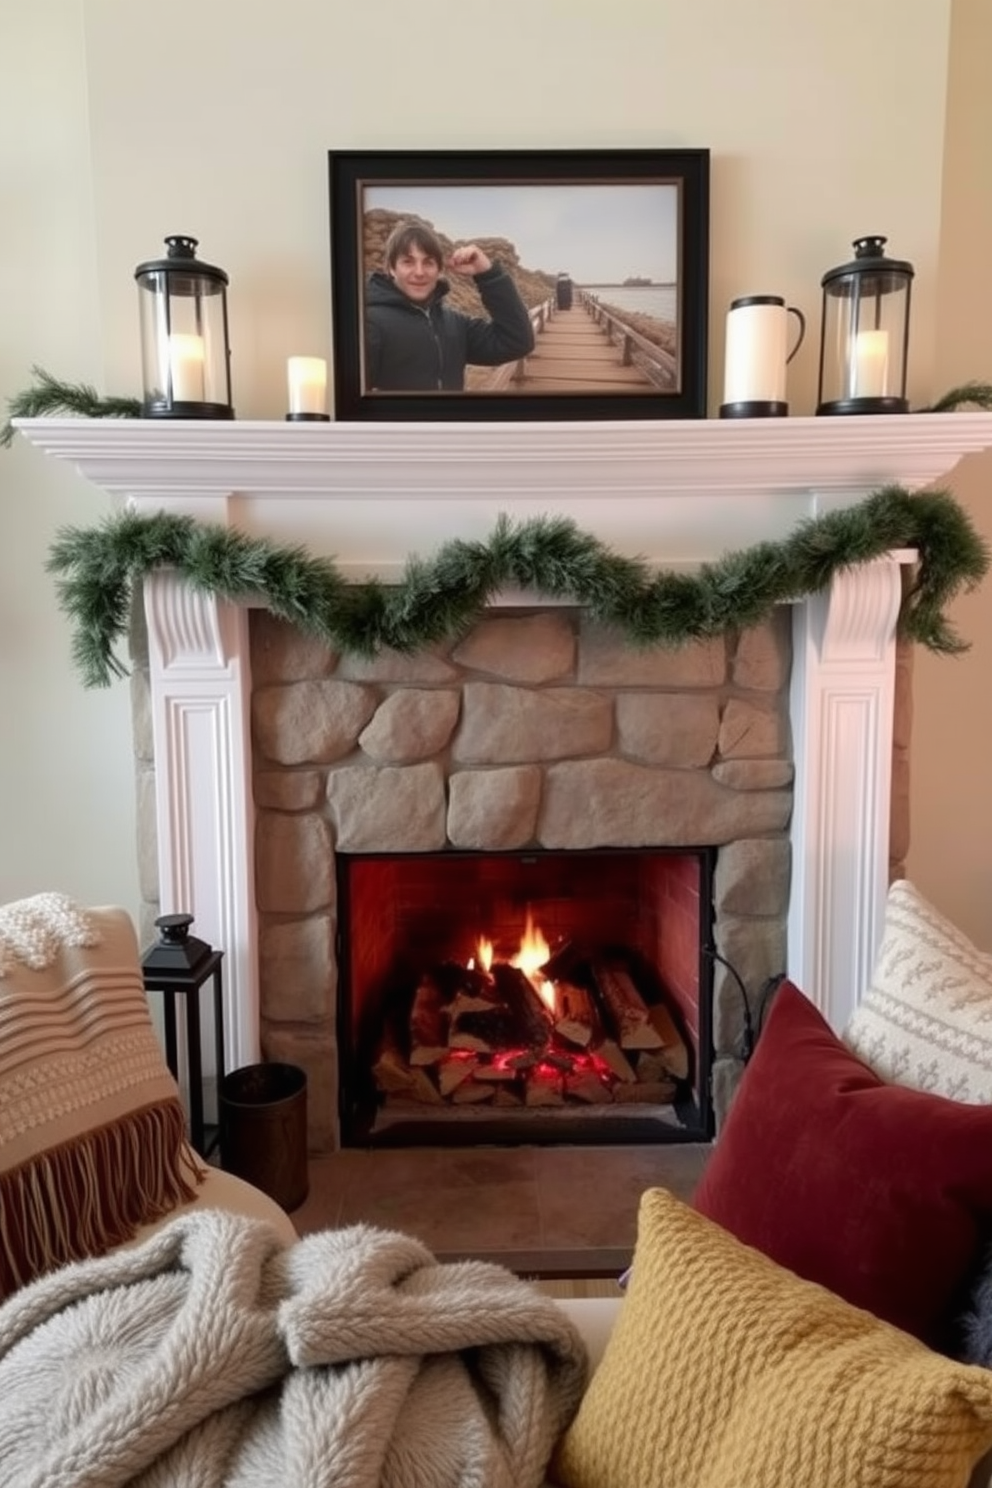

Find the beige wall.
xmin=0 ymin=1 xmax=138 ymax=914
xmin=3 ymin=0 xmax=987 ymax=948
xmin=909 ymin=0 xmax=992 ymax=948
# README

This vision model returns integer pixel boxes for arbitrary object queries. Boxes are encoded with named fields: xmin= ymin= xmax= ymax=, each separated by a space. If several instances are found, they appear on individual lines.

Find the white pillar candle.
xmin=850 ymin=329 xmax=889 ymax=399
xmin=723 ymin=303 xmax=787 ymax=404
xmin=287 ymin=356 xmax=328 ymax=416
xmin=168 ymin=333 xmax=206 ymax=402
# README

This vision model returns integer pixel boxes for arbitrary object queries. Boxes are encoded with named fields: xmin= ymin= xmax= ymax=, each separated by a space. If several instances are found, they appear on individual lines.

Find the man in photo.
xmin=364 ymin=220 xmax=535 ymax=392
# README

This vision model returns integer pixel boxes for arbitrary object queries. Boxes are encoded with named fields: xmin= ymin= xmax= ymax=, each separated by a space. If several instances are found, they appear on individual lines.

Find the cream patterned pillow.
xmin=843 ymin=880 xmax=992 ymax=1102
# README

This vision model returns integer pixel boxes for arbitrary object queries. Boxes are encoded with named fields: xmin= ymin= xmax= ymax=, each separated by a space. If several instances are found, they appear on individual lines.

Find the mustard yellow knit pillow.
xmin=551 ymin=1188 xmax=992 ymax=1488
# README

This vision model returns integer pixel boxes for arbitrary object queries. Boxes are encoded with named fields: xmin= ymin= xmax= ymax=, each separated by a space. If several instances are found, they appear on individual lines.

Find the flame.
xmin=508 ymin=909 xmax=557 ymax=1011
xmin=510 ymin=908 xmax=550 ymax=979
xmin=465 ymin=910 xmax=554 ymax=1004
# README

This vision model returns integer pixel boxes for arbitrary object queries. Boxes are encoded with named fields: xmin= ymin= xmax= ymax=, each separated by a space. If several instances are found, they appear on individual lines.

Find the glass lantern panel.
xmin=820 ymin=275 xmax=910 ymax=406
xmin=137 ymin=270 xmax=230 ymax=409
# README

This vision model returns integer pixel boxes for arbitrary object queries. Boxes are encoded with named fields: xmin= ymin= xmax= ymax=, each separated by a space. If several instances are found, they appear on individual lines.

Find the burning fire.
xmin=470 ymin=936 xmax=494 ymax=974
xmin=511 ymin=910 xmax=557 ymax=1012
xmin=467 ymin=909 xmax=557 ymax=1013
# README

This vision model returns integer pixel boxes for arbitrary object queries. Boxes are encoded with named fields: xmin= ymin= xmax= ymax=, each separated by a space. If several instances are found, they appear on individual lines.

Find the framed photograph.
xmin=328 ymin=148 xmax=709 ymax=422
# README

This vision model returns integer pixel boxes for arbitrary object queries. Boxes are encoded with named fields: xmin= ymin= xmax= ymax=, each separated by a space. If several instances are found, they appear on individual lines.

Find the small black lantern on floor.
xmin=134 ymin=235 xmax=234 ymax=419
xmin=816 ymin=235 xmax=913 ymax=415
xmin=141 ymin=912 xmax=225 ymax=1157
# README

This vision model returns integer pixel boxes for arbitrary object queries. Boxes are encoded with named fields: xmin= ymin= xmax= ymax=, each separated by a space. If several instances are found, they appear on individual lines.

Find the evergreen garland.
xmin=46 ymin=487 xmax=989 ymax=688
xmin=0 ymin=368 xmax=141 ymax=447
xmin=4 ymin=369 xmax=990 ymax=685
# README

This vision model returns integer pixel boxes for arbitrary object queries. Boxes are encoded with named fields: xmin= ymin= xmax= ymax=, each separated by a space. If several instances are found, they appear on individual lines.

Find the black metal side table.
xmin=141 ymin=913 xmax=225 ymax=1158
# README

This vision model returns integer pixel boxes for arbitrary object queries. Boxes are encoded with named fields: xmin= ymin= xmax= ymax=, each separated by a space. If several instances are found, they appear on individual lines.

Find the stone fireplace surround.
xmin=18 ymin=413 xmax=992 ymax=1150
xmin=248 ymin=602 xmax=790 ymax=1146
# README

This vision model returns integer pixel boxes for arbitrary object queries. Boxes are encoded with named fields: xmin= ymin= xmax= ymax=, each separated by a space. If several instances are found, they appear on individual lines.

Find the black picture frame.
xmin=328 ymin=148 xmax=709 ymax=422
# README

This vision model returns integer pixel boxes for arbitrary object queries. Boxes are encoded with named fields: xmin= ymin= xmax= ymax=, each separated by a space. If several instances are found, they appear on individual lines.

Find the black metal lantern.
xmin=134 ymin=235 xmax=234 ymax=419
xmin=816 ymin=235 xmax=913 ymax=415
xmin=142 ymin=912 xmax=225 ymax=1156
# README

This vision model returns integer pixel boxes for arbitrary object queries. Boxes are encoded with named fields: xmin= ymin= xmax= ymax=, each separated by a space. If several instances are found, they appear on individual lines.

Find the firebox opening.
xmin=336 ymin=847 xmax=715 ymax=1148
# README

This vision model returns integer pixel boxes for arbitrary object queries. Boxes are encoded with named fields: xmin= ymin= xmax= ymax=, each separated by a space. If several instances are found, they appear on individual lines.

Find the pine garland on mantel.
xmin=4 ymin=370 xmax=990 ymax=686
xmin=45 ymin=488 xmax=989 ymax=689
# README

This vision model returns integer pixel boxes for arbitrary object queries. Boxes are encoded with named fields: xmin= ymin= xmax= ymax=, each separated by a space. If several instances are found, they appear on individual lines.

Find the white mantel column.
xmin=788 ymin=550 xmax=912 ymax=1029
xmin=143 ymin=557 xmax=258 ymax=1079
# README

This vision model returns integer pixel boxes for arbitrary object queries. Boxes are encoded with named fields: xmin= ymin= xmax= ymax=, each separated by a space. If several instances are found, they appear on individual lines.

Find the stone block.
xmin=616 ymin=693 xmax=719 ymax=767
xmin=453 ymin=612 xmax=576 ymax=682
xmin=253 ymin=680 xmax=378 ymax=766
xmin=359 ymin=689 xmax=460 ymax=763
xmin=448 ymin=765 xmax=542 ymax=849
xmin=255 ymin=811 xmax=334 ymax=913
xmin=327 ymin=762 xmax=447 ymax=852
xmin=732 ymin=610 xmax=791 ymax=691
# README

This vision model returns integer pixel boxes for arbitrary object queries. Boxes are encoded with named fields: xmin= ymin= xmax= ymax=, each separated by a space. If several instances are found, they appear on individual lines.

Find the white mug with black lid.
xmin=720 ymin=294 xmax=806 ymax=417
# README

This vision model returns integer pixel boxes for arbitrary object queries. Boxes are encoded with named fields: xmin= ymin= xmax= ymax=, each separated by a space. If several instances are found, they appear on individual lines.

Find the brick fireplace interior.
xmin=337 ymin=846 xmax=714 ymax=1147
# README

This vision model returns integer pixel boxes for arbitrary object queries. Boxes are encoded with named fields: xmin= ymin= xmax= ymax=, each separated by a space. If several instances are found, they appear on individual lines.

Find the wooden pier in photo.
xmin=472 ymin=290 xmax=677 ymax=395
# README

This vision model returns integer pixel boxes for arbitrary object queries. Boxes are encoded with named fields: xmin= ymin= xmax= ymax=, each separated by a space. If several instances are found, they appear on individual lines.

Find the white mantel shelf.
xmin=16 ymin=412 xmax=992 ymax=578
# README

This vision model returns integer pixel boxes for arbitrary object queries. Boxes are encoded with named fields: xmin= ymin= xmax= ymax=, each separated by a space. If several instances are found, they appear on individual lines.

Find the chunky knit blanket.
xmin=0 ymin=1208 xmax=588 ymax=1487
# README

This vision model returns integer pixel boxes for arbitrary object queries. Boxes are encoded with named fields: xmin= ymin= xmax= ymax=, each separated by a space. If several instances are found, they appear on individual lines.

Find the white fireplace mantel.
xmin=17 ymin=412 xmax=992 ymax=1086
xmin=16 ymin=412 xmax=992 ymax=578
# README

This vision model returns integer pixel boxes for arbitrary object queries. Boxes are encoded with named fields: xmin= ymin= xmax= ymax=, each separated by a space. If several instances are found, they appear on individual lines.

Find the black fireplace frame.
xmin=335 ymin=845 xmax=716 ymax=1148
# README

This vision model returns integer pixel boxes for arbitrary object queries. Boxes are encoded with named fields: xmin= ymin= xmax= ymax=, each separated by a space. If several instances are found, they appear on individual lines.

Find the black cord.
xmin=755 ymin=973 xmax=787 ymax=1038
xmin=703 ymin=946 xmax=755 ymax=1062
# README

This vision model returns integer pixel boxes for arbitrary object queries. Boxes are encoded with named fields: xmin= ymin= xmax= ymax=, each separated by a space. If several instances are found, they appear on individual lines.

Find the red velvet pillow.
xmin=693 ymin=979 xmax=992 ymax=1349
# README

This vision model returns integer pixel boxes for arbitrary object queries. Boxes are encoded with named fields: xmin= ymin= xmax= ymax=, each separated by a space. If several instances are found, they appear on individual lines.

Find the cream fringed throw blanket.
xmin=0 ymin=1209 xmax=588 ymax=1488
xmin=0 ymin=897 xmax=201 ymax=1296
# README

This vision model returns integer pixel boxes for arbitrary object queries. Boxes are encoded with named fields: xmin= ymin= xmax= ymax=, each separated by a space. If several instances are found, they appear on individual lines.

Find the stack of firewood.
xmin=372 ymin=948 xmax=689 ymax=1111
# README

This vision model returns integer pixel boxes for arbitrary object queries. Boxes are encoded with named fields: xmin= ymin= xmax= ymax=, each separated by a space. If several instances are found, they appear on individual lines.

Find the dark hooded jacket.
xmin=364 ymin=262 xmax=535 ymax=392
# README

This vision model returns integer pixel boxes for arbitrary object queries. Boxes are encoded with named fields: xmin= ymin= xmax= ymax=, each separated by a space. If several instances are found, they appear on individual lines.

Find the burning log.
xmin=450 ymin=1004 xmax=521 ymax=1054
xmin=494 ymin=1085 xmax=524 ymax=1107
xmin=540 ymin=938 xmax=582 ymax=981
xmin=474 ymin=1063 xmax=520 ymax=1082
xmin=432 ymin=961 xmax=492 ymax=1000
xmin=437 ymin=1054 xmax=478 ymax=1096
xmin=565 ymin=1068 xmax=613 ymax=1103
xmin=553 ymin=980 xmax=602 ymax=1048
xmin=591 ymin=958 xmax=663 ymax=1050
xmin=595 ymin=1039 xmax=638 ymax=1084
xmin=451 ymin=1078 xmax=496 ymax=1104
xmin=490 ymin=963 xmax=554 ymax=1052
xmin=373 ymin=1029 xmax=444 ymax=1105
xmin=409 ymin=973 xmax=450 ymax=1066
xmin=647 ymin=1002 xmax=690 ymax=1080
xmin=525 ymin=1067 xmax=566 ymax=1106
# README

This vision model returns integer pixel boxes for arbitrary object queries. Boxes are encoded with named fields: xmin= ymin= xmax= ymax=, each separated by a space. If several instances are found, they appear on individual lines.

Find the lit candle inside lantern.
xmin=850 ymin=329 xmax=889 ymax=399
xmin=287 ymin=356 xmax=328 ymax=416
xmin=168 ymin=333 xmax=206 ymax=402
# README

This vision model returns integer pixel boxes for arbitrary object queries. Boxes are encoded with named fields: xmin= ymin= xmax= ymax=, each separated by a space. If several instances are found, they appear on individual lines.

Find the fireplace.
xmin=337 ymin=847 xmax=714 ymax=1146
xmin=17 ymin=413 xmax=992 ymax=1153
xmin=248 ymin=596 xmax=792 ymax=1148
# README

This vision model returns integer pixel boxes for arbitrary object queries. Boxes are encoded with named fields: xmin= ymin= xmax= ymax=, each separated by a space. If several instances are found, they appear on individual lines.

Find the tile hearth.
xmin=290 ymin=1142 xmax=711 ymax=1277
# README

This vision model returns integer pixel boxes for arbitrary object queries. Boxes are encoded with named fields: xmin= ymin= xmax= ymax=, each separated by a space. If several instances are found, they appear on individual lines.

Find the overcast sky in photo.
xmin=362 ymin=182 xmax=679 ymax=284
